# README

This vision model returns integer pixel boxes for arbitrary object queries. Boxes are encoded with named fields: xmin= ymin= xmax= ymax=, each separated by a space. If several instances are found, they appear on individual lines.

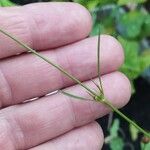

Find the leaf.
xmin=107 ymin=119 xmax=125 ymax=150
xmin=129 ymin=123 xmax=139 ymax=141
xmin=119 ymin=36 xmax=150 ymax=83
xmin=117 ymin=11 xmax=145 ymax=39
xmin=91 ymin=22 xmax=104 ymax=36
xmin=73 ymin=0 xmax=117 ymax=10
xmin=97 ymin=31 xmax=104 ymax=94
xmin=109 ymin=119 xmax=120 ymax=137
xmin=142 ymin=14 xmax=150 ymax=37
xmin=119 ymin=36 xmax=141 ymax=80
xmin=0 ymin=0 xmax=16 ymax=7
xmin=60 ymin=90 xmax=93 ymax=101
xmin=130 ymin=80 xmax=136 ymax=94
xmin=91 ymin=4 xmax=120 ymax=36
xmin=139 ymin=50 xmax=150 ymax=72
xmin=73 ymin=0 xmax=99 ymax=10
xmin=141 ymin=142 xmax=150 ymax=150
xmin=118 ymin=0 xmax=146 ymax=5
xmin=90 ymin=79 xmax=102 ymax=93
xmin=109 ymin=137 xmax=124 ymax=150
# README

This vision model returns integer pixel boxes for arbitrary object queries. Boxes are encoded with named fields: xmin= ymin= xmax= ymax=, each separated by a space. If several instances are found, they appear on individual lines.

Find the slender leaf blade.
xmin=97 ymin=28 xmax=104 ymax=94
xmin=60 ymin=90 xmax=93 ymax=101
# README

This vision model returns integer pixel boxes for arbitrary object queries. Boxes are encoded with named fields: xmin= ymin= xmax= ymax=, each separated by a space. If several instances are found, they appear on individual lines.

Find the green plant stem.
xmin=0 ymin=28 xmax=96 ymax=96
xmin=102 ymin=98 xmax=150 ymax=138
xmin=0 ymin=28 xmax=150 ymax=138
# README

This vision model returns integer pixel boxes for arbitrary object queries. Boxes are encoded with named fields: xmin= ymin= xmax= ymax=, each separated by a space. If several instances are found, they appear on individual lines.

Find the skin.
xmin=0 ymin=2 xmax=131 ymax=150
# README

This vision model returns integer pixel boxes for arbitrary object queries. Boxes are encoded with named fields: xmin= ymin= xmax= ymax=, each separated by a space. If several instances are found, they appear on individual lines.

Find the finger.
xmin=0 ymin=72 xmax=131 ymax=149
xmin=30 ymin=122 xmax=103 ymax=150
xmin=0 ymin=35 xmax=124 ymax=107
xmin=0 ymin=2 xmax=92 ymax=58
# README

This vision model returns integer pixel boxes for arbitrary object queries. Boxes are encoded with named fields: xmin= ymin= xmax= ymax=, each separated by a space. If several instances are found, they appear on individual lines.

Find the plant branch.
xmin=0 ymin=27 xmax=150 ymax=138
xmin=0 ymin=28 xmax=96 ymax=96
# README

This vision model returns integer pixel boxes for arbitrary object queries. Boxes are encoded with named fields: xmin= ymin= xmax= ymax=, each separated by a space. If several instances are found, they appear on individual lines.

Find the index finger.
xmin=0 ymin=2 xmax=92 ymax=59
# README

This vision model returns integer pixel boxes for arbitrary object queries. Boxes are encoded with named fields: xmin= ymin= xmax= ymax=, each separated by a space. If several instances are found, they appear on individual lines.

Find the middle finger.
xmin=0 ymin=35 xmax=123 ymax=107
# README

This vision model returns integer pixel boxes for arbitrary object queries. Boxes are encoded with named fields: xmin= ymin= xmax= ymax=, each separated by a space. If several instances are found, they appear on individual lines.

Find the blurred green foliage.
xmin=74 ymin=0 xmax=146 ymax=10
xmin=105 ymin=119 xmax=125 ymax=150
xmin=75 ymin=0 xmax=150 ymax=91
xmin=0 ymin=0 xmax=15 ymax=6
xmin=141 ymin=142 xmax=150 ymax=150
xmin=129 ymin=123 xmax=139 ymax=141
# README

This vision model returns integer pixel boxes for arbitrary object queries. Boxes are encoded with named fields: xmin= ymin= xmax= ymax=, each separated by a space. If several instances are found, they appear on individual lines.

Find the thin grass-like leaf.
xmin=90 ymin=79 xmax=103 ymax=93
xmin=86 ymin=91 xmax=95 ymax=99
xmin=97 ymin=28 xmax=104 ymax=94
xmin=60 ymin=90 xmax=93 ymax=101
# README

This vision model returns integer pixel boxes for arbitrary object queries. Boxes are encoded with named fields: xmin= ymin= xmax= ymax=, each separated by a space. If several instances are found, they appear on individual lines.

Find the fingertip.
xmin=24 ymin=2 xmax=92 ymax=49
xmin=116 ymin=72 xmax=131 ymax=107
xmin=103 ymin=71 xmax=131 ymax=108
xmin=91 ymin=122 xmax=104 ymax=149
xmin=101 ymin=35 xmax=124 ymax=69
xmin=79 ymin=122 xmax=104 ymax=150
xmin=70 ymin=2 xmax=92 ymax=38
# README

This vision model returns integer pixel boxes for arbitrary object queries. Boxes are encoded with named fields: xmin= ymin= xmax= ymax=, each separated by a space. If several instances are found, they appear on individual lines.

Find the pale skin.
xmin=0 ymin=2 xmax=131 ymax=150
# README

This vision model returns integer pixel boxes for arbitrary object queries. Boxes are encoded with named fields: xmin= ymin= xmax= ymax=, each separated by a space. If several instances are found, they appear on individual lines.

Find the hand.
xmin=0 ymin=2 xmax=131 ymax=150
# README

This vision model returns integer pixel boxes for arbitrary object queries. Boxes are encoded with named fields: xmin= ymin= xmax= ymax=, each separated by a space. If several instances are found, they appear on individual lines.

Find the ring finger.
xmin=0 ymin=72 xmax=131 ymax=149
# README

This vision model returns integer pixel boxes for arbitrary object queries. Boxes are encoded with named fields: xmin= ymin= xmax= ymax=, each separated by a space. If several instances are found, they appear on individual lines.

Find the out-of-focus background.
xmin=1 ymin=0 xmax=150 ymax=149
